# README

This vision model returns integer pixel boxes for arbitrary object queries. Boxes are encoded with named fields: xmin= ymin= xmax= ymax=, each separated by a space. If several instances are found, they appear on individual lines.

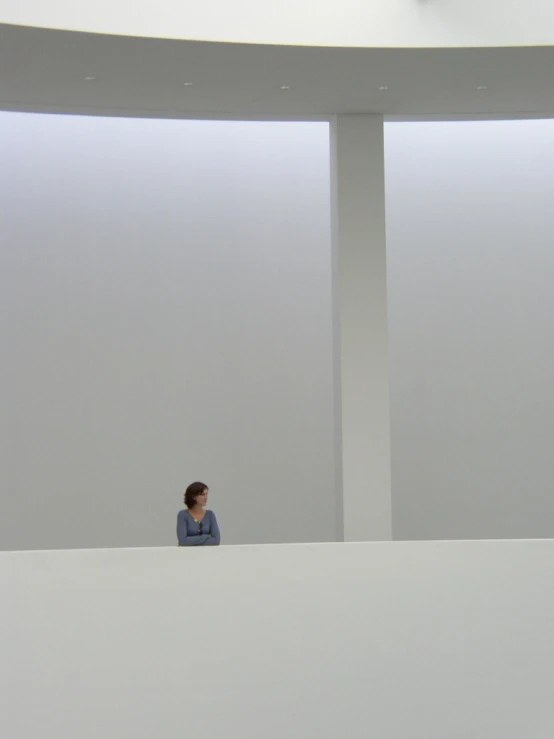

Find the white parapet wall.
xmin=2 ymin=541 xmax=554 ymax=739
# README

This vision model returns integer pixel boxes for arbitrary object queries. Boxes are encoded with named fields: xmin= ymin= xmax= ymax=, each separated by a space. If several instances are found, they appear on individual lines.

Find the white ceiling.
xmin=1 ymin=23 xmax=554 ymax=120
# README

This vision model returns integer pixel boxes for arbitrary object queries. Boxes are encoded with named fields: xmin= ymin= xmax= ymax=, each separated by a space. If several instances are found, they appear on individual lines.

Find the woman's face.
xmin=196 ymin=488 xmax=209 ymax=508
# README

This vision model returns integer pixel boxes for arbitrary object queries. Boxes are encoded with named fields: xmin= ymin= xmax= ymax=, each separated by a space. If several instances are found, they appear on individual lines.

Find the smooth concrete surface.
xmin=2 ymin=540 xmax=554 ymax=738
xmin=330 ymin=115 xmax=391 ymax=541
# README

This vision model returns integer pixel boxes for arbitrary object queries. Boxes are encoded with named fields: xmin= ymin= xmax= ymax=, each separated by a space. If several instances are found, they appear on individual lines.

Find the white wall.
xmin=2 ymin=540 xmax=554 ymax=739
xmin=3 ymin=0 xmax=554 ymax=48
xmin=385 ymin=119 xmax=554 ymax=541
xmin=330 ymin=115 xmax=391 ymax=541
xmin=0 ymin=112 xmax=336 ymax=550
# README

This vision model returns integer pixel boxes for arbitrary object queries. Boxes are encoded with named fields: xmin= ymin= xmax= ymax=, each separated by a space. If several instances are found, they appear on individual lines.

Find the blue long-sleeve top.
xmin=177 ymin=509 xmax=221 ymax=546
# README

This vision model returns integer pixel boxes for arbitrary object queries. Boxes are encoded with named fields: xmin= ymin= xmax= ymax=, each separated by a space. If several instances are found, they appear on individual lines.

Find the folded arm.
xmin=204 ymin=511 xmax=221 ymax=546
xmin=177 ymin=511 xmax=211 ymax=546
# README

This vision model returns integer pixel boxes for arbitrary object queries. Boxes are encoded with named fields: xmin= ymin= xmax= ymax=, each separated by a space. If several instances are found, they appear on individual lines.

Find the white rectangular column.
xmin=330 ymin=114 xmax=392 ymax=541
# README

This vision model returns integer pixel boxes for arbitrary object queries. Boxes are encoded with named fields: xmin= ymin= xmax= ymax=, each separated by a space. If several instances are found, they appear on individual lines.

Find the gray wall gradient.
xmin=385 ymin=119 xmax=554 ymax=540
xmin=4 ymin=113 xmax=554 ymax=549
xmin=0 ymin=113 xmax=336 ymax=550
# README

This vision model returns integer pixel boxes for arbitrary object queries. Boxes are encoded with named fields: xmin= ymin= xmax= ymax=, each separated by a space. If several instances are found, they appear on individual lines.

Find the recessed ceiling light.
xmin=378 ymin=86 xmax=389 ymax=91
xmin=280 ymin=85 xmax=291 ymax=90
xmin=183 ymin=82 xmax=193 ymax=87
xmin=477 ymin=86 xmax=488 ymax=91
xmin=85 ymin=76 xmax=95 ymax=81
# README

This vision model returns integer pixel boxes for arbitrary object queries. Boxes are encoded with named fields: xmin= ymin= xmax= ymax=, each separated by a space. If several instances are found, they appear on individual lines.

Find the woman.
xmin=177 ymin=482 xmax=221 ymax=546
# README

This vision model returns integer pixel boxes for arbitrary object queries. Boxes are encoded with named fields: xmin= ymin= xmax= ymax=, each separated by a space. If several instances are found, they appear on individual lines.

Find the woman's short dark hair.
xmin=184 ymin=482 xmax=208 ymax=509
